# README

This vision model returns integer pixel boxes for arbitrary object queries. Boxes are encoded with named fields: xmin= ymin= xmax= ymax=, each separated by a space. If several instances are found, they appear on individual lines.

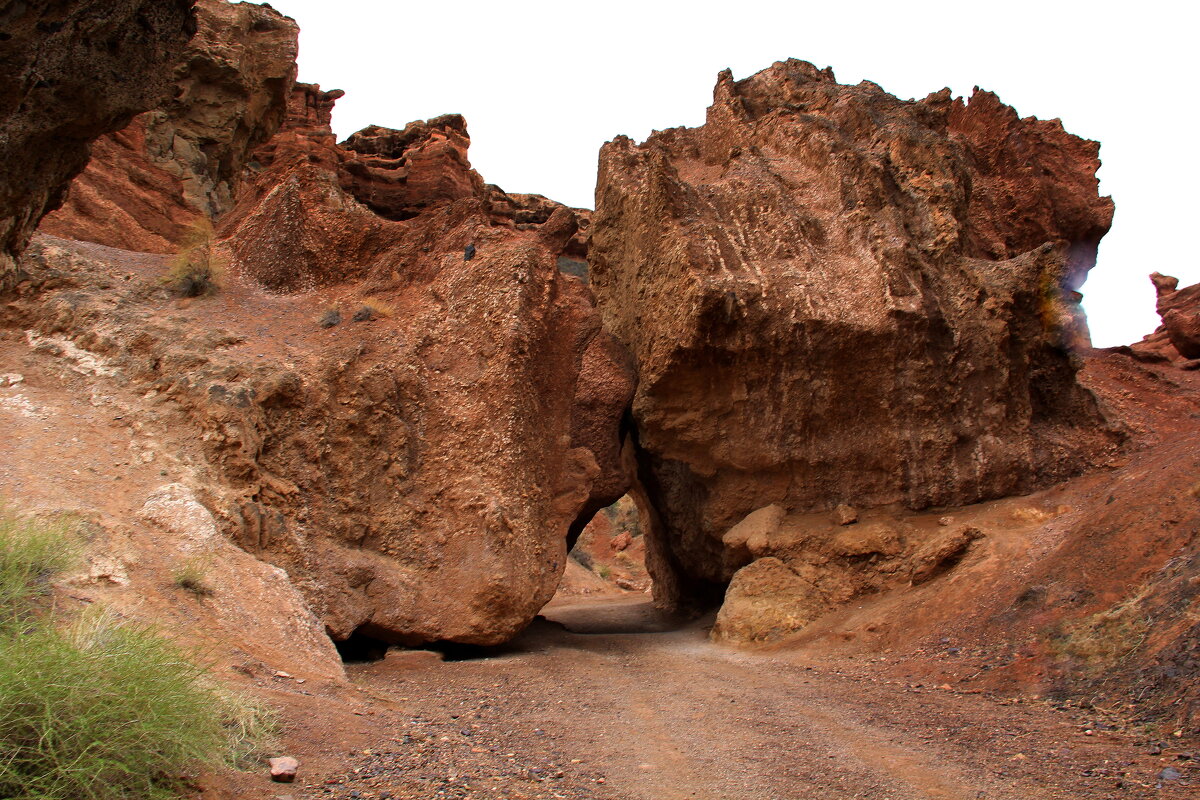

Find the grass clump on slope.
xmin=163 ymin=217 xmax=227 ymax=297
xmin=0 ymin=506 xmax=276 ymax=800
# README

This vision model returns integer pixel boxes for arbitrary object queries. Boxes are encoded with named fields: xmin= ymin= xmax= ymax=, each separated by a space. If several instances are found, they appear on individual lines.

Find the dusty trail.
xmin=261 ymin=598 xmax=1192 ymax=800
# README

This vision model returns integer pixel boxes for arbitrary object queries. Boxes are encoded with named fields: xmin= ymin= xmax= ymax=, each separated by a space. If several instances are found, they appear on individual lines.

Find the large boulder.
xmin=590 ymin=60 xmax=1119 ymax=609
xmin=213 ymin=84 xmax=636 ymax=644
xmin=38 ymin=0 xmax=298 ymax=253
xmin=0 ymin=0 xmax=196 ymax=289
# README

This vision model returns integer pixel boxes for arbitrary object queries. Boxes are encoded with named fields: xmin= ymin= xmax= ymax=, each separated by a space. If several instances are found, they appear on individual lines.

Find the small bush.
xmin=318 ymin=307 xmax=342 ymax=328
xmin=1050 ymin=590 xmax=1150 ymax=671
xmin=596 ymin=565 xmax=612 ymax=580
xmin=0 ymin=611 xmax=228 ymax=799
xmin=164 ymin=218 xmax=226 ymax=297
xmin=172 ymin=558 xmax=214 ymax=597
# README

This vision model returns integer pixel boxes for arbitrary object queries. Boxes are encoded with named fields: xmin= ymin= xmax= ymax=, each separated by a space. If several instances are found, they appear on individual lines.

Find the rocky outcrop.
xmin=0 ymin=0 xmax=196 ymax=290
xmin=13 ymin=75 xmax=633 ymax=646
xmin=221 ymin=83 xmax=595 ymax=293
xmin=338 ymin=116 xmax=485 ymax=220
xmin=1130 ymin=273 xmax=1200 ymax=363
xmin=590 ymin=60 xmax=1119 ymax=611
xmin=219 ymin=88 xmax=630 ymax=644
xmin=947 ymin=88 xmax=1114 ymax=288
xmin=38 ymin=0 xmax=297 ymax=253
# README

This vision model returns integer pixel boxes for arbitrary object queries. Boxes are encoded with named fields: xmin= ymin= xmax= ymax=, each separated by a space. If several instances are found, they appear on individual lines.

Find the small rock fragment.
xmin=1158 ymin=766 xmax=1182 ymax=783
xmin=269 ymin=756 xmax=299 ymax=783
xmin=832 ymin=504 xmax=858 ymax=526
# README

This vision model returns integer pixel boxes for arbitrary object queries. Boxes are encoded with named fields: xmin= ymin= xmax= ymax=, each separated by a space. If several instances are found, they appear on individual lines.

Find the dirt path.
xmin=247 ymin=597 xmax=1193 ymax=800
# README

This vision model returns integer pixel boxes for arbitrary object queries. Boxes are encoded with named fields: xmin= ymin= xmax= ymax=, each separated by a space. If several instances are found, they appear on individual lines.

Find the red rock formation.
xmin=18 ymin=70 xmax=633 ymax=646
xmin=0 ymin=0 xmax=196 ymax=289
xmin=947 ymin=88 xmax=1114 ymax=288
xmin=222 ymin=83 xmax=595 ymax=292
xmin=38 ymin=0 xmax=298 ymax=253
xmin=339 ymin=117 xmax=485 ymax=220
xmin=1129 ymin=273 xmax=1200 ymax=363
xmin=590 ymin=60 xmax=1120 ymax=610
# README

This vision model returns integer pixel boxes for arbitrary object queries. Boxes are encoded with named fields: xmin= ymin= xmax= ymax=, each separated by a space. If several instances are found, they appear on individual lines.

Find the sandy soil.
xmin=215 ymin=597 xmax=1195 ymax=800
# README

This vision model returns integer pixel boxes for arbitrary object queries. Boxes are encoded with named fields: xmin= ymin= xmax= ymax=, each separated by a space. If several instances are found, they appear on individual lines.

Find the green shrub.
xmin=0 ymin=509 xmax=277 ymax=799
xmin=0 ymin=612 xmax=226 ymax=799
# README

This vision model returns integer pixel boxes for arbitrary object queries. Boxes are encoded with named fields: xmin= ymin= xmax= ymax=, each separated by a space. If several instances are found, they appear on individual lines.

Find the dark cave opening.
xmin=332 ymin=627 xmax=392 ymax=663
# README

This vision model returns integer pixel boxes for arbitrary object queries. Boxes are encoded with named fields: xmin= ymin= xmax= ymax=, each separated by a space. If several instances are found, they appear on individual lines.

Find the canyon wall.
xmin=16 ymin=67 xmax=633 ymax=646
xmin=38 ymin=0 xmax=298 ymax=253
xmin=590 ymin=60 xmax=1120 ymax=607
xmin=0 ymin=0 xmax=196 ymax=289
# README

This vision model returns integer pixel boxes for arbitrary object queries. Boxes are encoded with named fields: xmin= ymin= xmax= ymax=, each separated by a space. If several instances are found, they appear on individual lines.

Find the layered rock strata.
xmin=38 ymin=0 xmax=298 ymax=253
xmin=0 ymin=0 xmax=196 ymax=289
xmin=590 ymin=60 xmax=1120 ymax=610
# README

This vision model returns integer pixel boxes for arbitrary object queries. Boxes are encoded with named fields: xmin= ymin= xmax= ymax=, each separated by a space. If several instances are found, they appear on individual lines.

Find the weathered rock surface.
xmin=946 ymin=88 xmax=1114 ymax=287
xmin=0 ymin=0 xmax=196 ymax=289
xmin=221 ymin=83 xmax=593 ymax=293
xmin=590 ymin=60 xmax=1119 ymax=611
xmin=711 ymin=557 xmax=824 ymax=644
xmin=1128 ymin=273 xmax=1200 ymax=363
xmin=39 ymin=0 xmax=298 ymax=253
xmin=339 ymin=116 xmax=485 ymax=221
xmin=707 ymin=500 xmax=988 ymax=642
xmin=11 ymin=75 xmax=633 ymax=646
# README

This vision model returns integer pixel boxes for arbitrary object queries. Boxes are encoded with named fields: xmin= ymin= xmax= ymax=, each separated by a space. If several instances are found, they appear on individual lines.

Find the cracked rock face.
xmin=0 ymin=0 xmax=196 ymax=288
xmin=590 ymin=60 xmax=1119 ymax=608
xmin=215 ymin=88 xmax=633 ymax=645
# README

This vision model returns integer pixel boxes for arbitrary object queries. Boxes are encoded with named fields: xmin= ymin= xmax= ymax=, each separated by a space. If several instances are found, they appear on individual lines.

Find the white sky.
xmin=266 ymin=0 xmax=1198 ymax=347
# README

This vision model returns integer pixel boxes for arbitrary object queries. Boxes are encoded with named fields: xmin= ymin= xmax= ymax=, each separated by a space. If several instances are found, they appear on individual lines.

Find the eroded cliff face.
xmin=0 ymin=0 xmax=196 ymax=289
xmin=11 ymin=77 xmax=634 ymax=647
xmin=38 ymin=0 xmax=298 ymax=253
xmin=590 ymin=60 xmax=1120 ymax=609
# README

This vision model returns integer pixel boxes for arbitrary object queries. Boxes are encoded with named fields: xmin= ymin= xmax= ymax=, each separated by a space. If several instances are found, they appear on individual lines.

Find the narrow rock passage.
xmin=264 ymin=597 xmax=1191 ymax=800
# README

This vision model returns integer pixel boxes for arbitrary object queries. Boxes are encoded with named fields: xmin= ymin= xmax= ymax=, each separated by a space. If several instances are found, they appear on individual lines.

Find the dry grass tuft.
xmin=164 ymin=217 xmax=227 ymax=297
xmin=352 ymin=298 xmax=393 ymax=322
xmin=1050 ymin=589 xmax=1151 ymax=671
xmin=172 ymin=557 xmax=215 ymax=597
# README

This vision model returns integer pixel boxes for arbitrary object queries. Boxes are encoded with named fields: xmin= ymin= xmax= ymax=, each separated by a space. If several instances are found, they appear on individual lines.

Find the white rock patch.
xmin=137 ymin=484 xmax=218 ymax=551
